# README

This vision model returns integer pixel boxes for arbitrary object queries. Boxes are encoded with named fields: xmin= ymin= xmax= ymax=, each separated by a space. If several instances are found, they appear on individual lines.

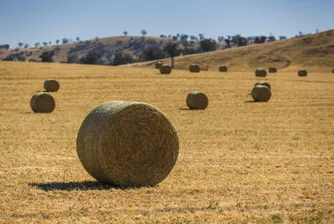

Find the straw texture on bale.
xmin=269 ymin=67 xmax=277 ymax=73
xmin=251 ymin=85 xmax=271 ymax=102
xmin=219 ymin=66 xmax=228 ymax=72
xmin=44 ymin=79 xmax=60 ymax=92
xmin=298 ymin=70 xmax=308 ymax=76
xmin=159 ymin=65 xmax=172 ymax=74
xmin=30 ymin=92 xmax=56 ymax=113
xmin=255 ymin=69 xmax=267 ymax=77
xmin=76 ymin=101 xmax=179 ymax=187
xmin=186 ymin=91 xmax=208 ymax=110
xmin=155 ymin=62 xmax=163 ymax=69
xmin=189 ymin=64 xmax=200 ymax=73
xmin=254 ymin=81 xmax=271 ymax=90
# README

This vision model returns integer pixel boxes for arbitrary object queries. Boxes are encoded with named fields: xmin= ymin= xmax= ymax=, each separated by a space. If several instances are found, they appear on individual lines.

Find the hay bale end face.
xmin=251 ymin=85 xmax=271 ymax=102
xmin=186 ymin=91 xmax=208 ymax=110
xmin=155 ymin=62 xmax=163 ymax=69
xmin=189 ymin=64 xmax=200 ymax=73
xmin=76 ymin=101 xmax=179 ymax=187
xmin=298 ymin=70 xmax=308 ymax=76
xmin=30 ymin=92 xmax=56 ymax=113
xmin=159 ymin=65 xmax=172 ymax=74
xmin=269 ymin=67 xmax=277 ymax=73
xmin=254 ymin=81 xmax=271 ymax=90
xmin=219 ymin=66 xmax=228 ymax=72
xmin=44 ymin=79 xmax=60 ymax=92
xmin=255 ymin=69 xmax=267 ymax=77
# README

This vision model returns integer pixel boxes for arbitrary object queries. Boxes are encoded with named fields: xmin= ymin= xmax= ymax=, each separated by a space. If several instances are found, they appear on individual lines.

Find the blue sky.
xmin=0 ymin=0 xmax=333 ymax=48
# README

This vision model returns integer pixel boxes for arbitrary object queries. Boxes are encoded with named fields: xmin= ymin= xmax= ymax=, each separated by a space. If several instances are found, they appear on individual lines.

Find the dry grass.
xmin=0 ymin=61 xmax=333 ymax=223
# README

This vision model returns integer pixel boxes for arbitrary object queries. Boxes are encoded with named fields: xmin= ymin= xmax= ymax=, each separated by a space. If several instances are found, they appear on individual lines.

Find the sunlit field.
xmin=0 ymin=62 xmax=333 ymax=223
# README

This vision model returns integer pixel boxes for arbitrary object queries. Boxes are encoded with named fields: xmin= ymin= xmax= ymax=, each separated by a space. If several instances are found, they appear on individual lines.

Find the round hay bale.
xmin=251 ymin=85 xmax=271 ymax=102
xmin=189 ymin=64 xmax=200 ymax=73
xmin=30 ymin=92 xmax=55 ymax=113
xmin=254 ymin=81 xmax=271 ymax=90
xmin=155 ymin=61 xmax=163 ymax=69
xmin=298 ymin=70 xmax=308 ymax=76
xmin=76 ymin=101 xmax=179 ymax=187
xmin=44 ymin=79 xmax=60 ymax=92
xmin=186 ymin=91 xmax=208 ymax=110
xmin=159 ymin=65 xmax=172 ymax=74
xmin=219 ymin=66 xmax=228 ymax=72
xmin=255 ymin=69 xmax=267 ymax=77
xmin=269 ymin=67 xmax=277 ymax=73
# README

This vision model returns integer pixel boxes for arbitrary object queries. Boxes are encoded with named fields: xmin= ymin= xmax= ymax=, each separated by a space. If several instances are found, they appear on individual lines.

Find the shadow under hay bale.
xmin=255 ymin=69 xmax=267 ymax=77
xmin=254 ymin=81 xmax=271 ymax=90
xmin=219 ymin=66 xmax=228 ymax=72
xmin=269 ymin=67 xmax=277 ymax=73
xmin=186 ymin=91 xmax=208 ymax=110
xmin=159 ymin=65 xmax=172 ymax=74
xmin=44 ymin=79 xmax=60 ymax=92
xmin=251 ymin=85 xmax=271 ymax=102
xmin=30 ymin=92 xmax=55 ymax=113
xmin=76 ymin=101 xmax=179 ymax=187
xmin=189 ymin=64 xmax=200 ymax=73
xmin=29 ymin=181 xmax=120 ymax=192
xmin=298 ymin=70 xmax=308 ymax=77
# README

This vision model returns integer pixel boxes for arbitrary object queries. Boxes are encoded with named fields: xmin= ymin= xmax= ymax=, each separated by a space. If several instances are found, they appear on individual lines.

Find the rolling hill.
xmin=130 ymin=30 xmax=334 ymax=72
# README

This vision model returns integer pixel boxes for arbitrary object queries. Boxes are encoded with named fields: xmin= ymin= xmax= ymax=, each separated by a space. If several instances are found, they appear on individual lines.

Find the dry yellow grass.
xmin=0 ymin=61 xmax=334 ymax=223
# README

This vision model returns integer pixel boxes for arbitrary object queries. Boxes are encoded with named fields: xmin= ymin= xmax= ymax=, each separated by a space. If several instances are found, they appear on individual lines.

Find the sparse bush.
xmin=80 ymin=52 xmax=104 ymax=65
xmin=113 ymin=51 xmax=135 ymax=65
xmin=3 ymin=53 xmax=25 ymax=61
xmin=200 ymin=39 xmax=217 ymax=52
xmin=141 ymin=47 xmax=166 ymax=61
xmin=39 ymin=51 xmax=55 ymax=62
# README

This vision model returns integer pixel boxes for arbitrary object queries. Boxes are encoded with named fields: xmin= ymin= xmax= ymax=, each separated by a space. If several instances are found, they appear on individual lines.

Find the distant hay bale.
xmin=254 ymin=81 xmax=271 ymax=90
xmin=251 ymin=85 xmax=271 ymax=102
xmin=159 ymin=65 xmax=172 ymax=74
xmin=332 ymin=68 xmax=334 ymax=73
xmin=219 ymin=66 xmax=228 ymax=72
xmin=186 ymin=91 xmax=208 ymax=110
xmin=269 ymin=67 xmax=277 ymax=73
xmin=255 ymin=69 xmax=267 ymax=77
xmin=298 ymin=70 xmax=308 ymax=77
xmin=76 ymin=101 xmax=179 ymax=187
xmin=30 ymin=92 xmax=55 ymax=113
xmin=44 ymin=79 xmax=60 ymax=92
xmin=189 ymin=64 xmax=200 ymax=73
xmin=155 ymin=61 xmax=163 ymax=69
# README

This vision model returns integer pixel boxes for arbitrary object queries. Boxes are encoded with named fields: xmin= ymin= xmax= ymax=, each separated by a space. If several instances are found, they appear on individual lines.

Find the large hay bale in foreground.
xmin=44 ymin=79 xmax=60 ymax=92
xmin=298 ymin=70 xmax=308 ymax=76
xmin=186 ymin=91 xmax=208 ymax=110
xmin=251 ymin=85 xmax=271 ymax=102
xmin=254 ymin=81 xmax=271 ymax=90
xmin=269 ymin=67 xmax=277 ymax=73
xmin=159 ymin=65 xmax=172 ymax=74
xmin=255 ymin=69 xmax=267 ymax=77
xmin=189 ymin=64 xmax=200 ymax=73
xmin=155 ymin=61 xmax=163 ymax=69
xmin=30 ymin=92 xmax=55 ymax=113
xmin=76 ymin=101 xmax=179 ymax=187
xmin=219 ymin=66 xmax=228 ymax=72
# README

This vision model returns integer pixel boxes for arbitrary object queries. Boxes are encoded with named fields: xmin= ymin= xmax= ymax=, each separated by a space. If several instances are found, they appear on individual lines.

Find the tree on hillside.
xmin=123 ymin=31 xmax=128 ymax=36
xmin=56 ymin=40 xmax=60 ymax=45
xmin=160 ymin=34 xmax=166 ymax=37
xmin=190 ymin=36 xmax=198 ymax=41
xmin=217 ymin=36 xmax=224 ymax=42
xmin=39 ymin=50 xmax=55 ymax=62
xmin=0 ymin=44 xmax=10 ymax=50
xmin=279 ymin=36 xmax=287 ymax=40
xmin=163 ymin=42 xmax=180 ymax=69
xmin=76 ymin=37 xmax=80 ymax=42
xmin=254 ymin=36 xmax=267 ymax=44
xmin=43 ymin=42 xmax=48 ymax=46
xmin=141 ymin=47 xmax=166 ymax=61
xmin=18 ymin=42 xmax=24 ymax=48
xmin=200 ymin=39 xmax=217 ymax=52
xmin=24 ymin=44 xmax=29 ymax=48
xmin=231 ymin=35 xmax=248 ymax=47
xmin=267 ymin=35 xmax=276 ymax=42
xmin=49 ymin=41 xmax=52 ymax=45
xmin=180 ymin=34 xmax=189 ymax=42
xmin=141 ymin=29 xmax=147 ymax=37
xmin=80 ymin=52 xmax=104 ymax=65
xmin=62 ymin=38 xmax=69 ymax=44
xmin=34 ymin=42 xmax=40 ymax=48
xmin=198 ymin=33 xmax=204 ymax=41
xmin=113 ymin=51 xmax=135 ymax=65
xmin=182 ymin=47 xmax=197 ymax=55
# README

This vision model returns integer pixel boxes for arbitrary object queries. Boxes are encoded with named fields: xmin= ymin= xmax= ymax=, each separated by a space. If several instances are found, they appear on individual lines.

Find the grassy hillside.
xmin=131 ymin=30 xmax=334 ymax=72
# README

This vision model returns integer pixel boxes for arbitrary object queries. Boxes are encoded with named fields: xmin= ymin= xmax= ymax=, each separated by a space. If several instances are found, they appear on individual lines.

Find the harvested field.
xmin=0 ymin=61 xmax=333 ymax=223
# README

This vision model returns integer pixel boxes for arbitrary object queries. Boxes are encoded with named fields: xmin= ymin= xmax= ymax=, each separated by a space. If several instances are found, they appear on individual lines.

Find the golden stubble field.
xmin=0 ymin=62 xmax=333 ymax=223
